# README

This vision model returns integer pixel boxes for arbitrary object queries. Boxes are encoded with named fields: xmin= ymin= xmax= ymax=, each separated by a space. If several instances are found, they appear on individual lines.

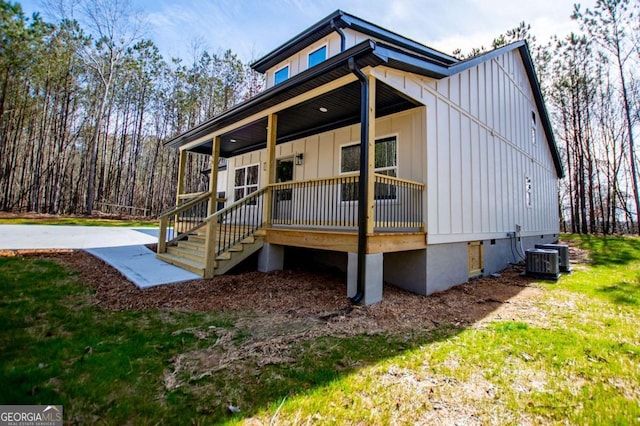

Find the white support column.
xmin=258 ymin=243 xmax=284 ymax=272
xmin=348 ymin=252 xmax=383 ymax=305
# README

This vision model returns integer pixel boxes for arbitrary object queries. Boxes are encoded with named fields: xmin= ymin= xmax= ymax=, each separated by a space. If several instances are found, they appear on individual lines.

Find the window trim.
xmin=525 ymin=176 xmax=533 ymax=208
xmin=307 ymin=44 xmax=328 ymax=69
xmin=339 ymin=134 xmax=399 ymax=203
xmin=273 ymin=64 xmax=290 ymax=85
xmin=233 ymin=163 xmax=260 ymax=203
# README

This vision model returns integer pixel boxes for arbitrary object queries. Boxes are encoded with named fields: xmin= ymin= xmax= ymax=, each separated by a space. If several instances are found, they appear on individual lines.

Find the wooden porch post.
xmin=263 ymin=113 xmax=277 ymax=226
xmin=204 ymin=136 xmax=221 ymax=278
xmin=176 ymin=148 xmax=187 ymax=206
xmin=207 ymin=137 xmax=221 ymax=216
xmin=365 ymin=74 xmax=376 ymax=235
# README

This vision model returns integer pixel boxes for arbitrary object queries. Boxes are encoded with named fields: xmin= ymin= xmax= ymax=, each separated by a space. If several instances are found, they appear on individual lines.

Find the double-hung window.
xmin=340 ymin=136 xmax=398 ymax=201
xmin=234 ymin=164 xmax=259 ymax=203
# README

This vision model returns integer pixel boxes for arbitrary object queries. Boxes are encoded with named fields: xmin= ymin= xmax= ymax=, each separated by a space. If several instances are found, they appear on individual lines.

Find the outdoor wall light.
xmin=295 ymin=153 xmax=304 ymax=165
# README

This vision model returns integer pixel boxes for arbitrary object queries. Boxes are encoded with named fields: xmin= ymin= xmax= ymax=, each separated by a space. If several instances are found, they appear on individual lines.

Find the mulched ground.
xmin=1 ymin=248 xmax=557 ymax=333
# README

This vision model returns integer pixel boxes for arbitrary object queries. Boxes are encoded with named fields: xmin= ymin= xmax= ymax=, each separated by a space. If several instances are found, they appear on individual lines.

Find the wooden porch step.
xmin=158 ymin=230 xmax=265 ymax=278
xmin=177 ymin=240 xmax=206 ymax=252
xmin=187 ymin=234 xmax=206 ymax=244
xmin=167 ymin=246 xmax=205 ymax=263
xmin=216 ymin=252 xmax=232 ymax=261
xmin=214 ymin=236 xmax=264 ymax=276
xmin=156 ymin=252 xmax=204 ymax=276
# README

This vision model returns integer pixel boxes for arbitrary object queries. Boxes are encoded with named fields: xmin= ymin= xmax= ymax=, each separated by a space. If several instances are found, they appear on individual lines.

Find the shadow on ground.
xmin=2 ymin=250 xmax=540 ymax=424
xmin=571 ymin=234 xmax=640 ymax=266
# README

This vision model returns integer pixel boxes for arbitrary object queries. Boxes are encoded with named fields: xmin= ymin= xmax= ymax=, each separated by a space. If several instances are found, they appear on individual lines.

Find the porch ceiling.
xmin=189 ymin=79 xmax=421 ymax=157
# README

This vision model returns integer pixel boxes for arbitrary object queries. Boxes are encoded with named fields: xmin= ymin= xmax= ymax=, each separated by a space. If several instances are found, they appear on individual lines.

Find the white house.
xmin=158 ymin=10 xmax=563 ymax=305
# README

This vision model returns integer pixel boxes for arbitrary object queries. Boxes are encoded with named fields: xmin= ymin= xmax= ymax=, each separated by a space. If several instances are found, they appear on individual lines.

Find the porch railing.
xmin=213 ymin=188 xmax=266 ymax=256
xmin=157 ymin=174 xmax=424 ymax=272
xmin=158 ymin=191 xmax=213 ymax=249
xmin=157 ymin=188 xmax=267 ymax=268
xmin=269 ymin=174 xmax=424 ymax=232
xmin=373 ymin=174 xmax=424 ymax=231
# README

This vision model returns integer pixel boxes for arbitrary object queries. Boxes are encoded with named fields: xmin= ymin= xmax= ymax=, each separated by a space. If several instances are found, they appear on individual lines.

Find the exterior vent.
xmin=525 ymin=249 xmax=560 ymax=280
xmin=536 ymin=244 xmax=571 ymax=273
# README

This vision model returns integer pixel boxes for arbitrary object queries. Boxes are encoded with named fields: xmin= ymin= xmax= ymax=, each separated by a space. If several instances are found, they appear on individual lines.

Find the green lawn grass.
xmin=1 ymin=235 xmax=639 ymax=424
xmin=0 ymin=217 xmax=157 ymax=227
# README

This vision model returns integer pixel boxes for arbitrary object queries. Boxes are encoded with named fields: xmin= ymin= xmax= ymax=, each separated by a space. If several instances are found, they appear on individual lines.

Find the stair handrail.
xmin=206 ymin=187 xmax=267 ymax=256
xmin=205 ymin=187 xmax=267 ymax=224
xmin=158 ymin=187 xmax=268 ymax=256
xmin=158 ymin=190 xmax=214 ymax=219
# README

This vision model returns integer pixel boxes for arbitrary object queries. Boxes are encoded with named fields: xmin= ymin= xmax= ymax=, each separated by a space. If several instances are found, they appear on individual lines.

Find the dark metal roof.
xmin=251 ymin=9 xmax=457 ymax=73
xmin=167 ymin=41 xmax=381 ymax=155
xmin=166 ymin=25 xmax=563 ymax=178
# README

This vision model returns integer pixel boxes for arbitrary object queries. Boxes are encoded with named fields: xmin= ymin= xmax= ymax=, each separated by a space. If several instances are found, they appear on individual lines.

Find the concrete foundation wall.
xmin=383 ymin=250 xmax=427 ymax=294
xmin=381 ymin=233 xmax=558 ymax=296
xmin=275 ymin=233 xmax=557 ymax=301
xmin=482 ymin=238 xmax=517 ymax=275
xmin=425 ymin=242 xmax=470 ymax=294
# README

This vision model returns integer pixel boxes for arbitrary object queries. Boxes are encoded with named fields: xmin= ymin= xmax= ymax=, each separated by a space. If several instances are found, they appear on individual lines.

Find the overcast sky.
xmin=21 ymin=0 xmax=596 ymax=62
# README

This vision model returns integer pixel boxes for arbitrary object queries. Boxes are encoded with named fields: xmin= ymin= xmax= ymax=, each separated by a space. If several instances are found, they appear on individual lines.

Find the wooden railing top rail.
xmin=177 ymin=191 xmax=207 ymax=200
xmin=163 ymin=186 xmax=269 ymax=249
xmin=267 ymin=174 xmax=357 ymax=190
xmin=267 ymin=173 xmax=425 ymax=190
xmin=374 ymin=173 xmax=425 ymax=189
xmin=158 ymin=190 xmax=213 ymax=219
xmin=208 ymin=186 xmax=268 ymax=221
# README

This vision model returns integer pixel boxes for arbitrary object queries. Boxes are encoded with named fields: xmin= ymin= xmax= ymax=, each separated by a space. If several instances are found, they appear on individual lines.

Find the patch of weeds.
xmin=490 ymin=321 xmax=530 ymax=332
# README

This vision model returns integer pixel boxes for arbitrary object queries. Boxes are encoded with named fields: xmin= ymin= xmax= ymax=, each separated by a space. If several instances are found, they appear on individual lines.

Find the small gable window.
xmin=274 ymin=65 xmax=289 ymax=85
xmin=308 ymin=45 xmax=327 ymax=68
xmin=531 ymin=111 xmax=537 ymax=145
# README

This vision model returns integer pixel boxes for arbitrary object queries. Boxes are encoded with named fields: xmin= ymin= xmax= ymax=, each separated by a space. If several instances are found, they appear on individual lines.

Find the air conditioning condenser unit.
xmin=524 ymin=249 xmax=560 ymax=280
xmin=535 ymin=244 xmax=571 ymax=273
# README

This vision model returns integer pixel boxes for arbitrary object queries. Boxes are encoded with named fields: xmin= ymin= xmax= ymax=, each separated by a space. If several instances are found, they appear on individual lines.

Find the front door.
xmin=275 ymin=158 xmax=294 ymax=221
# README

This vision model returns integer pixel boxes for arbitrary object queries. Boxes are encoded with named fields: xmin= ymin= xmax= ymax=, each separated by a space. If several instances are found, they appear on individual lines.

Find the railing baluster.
xmin=255 ymin=174 xmax=423 ymax=234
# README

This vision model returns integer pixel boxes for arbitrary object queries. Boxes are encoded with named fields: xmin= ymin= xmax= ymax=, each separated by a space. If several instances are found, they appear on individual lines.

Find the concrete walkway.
xmin=0 ymin=225 xmax=200 ymax=289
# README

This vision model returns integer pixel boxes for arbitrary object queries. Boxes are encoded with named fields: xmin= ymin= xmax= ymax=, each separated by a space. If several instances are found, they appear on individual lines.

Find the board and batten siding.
xmin=370 ymin=48 xmax=559 ymax=244
xmin=228 ymin=107 xmax=426 ymax=198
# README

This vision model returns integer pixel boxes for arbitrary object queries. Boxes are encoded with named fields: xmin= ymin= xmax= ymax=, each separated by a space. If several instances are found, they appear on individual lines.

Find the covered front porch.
xmin=158 ymin=41 xmax=429 ymax=303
